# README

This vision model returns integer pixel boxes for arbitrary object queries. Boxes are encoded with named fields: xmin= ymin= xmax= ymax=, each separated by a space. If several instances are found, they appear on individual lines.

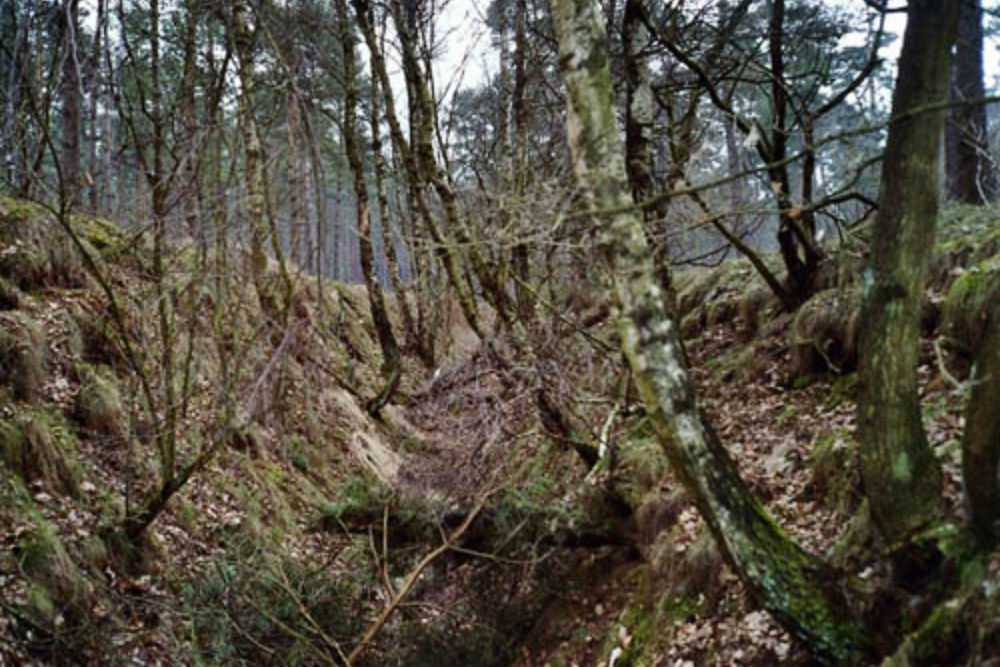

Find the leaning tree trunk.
xmin=962 ymin=293 xmax=1000 ymax=545
xmin=623 ymin=0 xmax=674 ymax=305
xmin=232 ymin=0 xmax=273 ymax=313
xmin=60 ymin=0 xmax=82 ymax=210
xmin=351 ymin=0 xmax=485 ymax=340
xmin=336 ymin=0 xmax=401 ymax=415
xmin=857 ymin=0 xmax=961 ymax=546
xmin=370 ymin=66 xmax=425 ymax=366
xmin=551 ymin=0 xmax=868 ymax=664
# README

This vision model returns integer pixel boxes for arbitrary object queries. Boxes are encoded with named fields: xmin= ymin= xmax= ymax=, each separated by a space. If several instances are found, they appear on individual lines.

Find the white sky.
xmin=429 ymin=1 xmax=1000 ymax=102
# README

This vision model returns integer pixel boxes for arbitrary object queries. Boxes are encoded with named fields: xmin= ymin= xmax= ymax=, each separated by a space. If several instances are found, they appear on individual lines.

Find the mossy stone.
xmin=940 ymin=256 xmax=999 ymax=359
xmin=74 ymin=364 xmax=126 ymax=439
xmin=0 ymin=409 xmax=81 ymax=495
xmin=789 ymin=287 xmax=861 ymax=376
xmin=0 ymin=276 xmax=23 ymax=310
xmin=17 ymin=518 xmax=93 ymax=621
xmin=0 ymin=310 xmax=46 ymax=401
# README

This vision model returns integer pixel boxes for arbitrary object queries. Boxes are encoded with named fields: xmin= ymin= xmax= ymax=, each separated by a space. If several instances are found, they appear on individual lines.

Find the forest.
xmin=1 ymin=0 xmax=999 ymax=664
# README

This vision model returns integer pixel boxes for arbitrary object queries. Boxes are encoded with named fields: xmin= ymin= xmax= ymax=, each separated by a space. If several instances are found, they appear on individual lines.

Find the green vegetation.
xmin=0 ymin=311 xmax=46 ymax=401
xmin=0 ymin=408 xmax=82 ymax=495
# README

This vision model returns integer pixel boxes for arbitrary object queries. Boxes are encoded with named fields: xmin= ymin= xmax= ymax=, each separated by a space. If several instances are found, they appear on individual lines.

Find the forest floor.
xmin=383 ymin=296 xmax=981 ymax=667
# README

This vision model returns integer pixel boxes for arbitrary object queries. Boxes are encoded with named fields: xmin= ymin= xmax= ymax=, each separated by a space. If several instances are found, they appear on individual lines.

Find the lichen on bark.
xmin=551 ymin=0 xmax=868 ymax=663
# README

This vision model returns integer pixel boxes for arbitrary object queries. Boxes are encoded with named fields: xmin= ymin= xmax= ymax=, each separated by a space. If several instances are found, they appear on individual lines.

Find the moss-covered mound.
xmin=0 ymin=196 xmax=126 ymax=293
xmin=0 ymin=408 xmax=82 ymax=496
xmin=0 ymin=310 xmax=47 ymax=401
xmin=789 ymin=288 xmax=861 ymax=377
xmin=940 ymin=255 xmax=1000 ymax=359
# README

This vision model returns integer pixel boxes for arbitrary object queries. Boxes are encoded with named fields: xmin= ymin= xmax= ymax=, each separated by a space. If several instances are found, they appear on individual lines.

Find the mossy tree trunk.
xmin=232 ymin=0 xmax=273 ymax=312
xmin=350 ymin=0 xmax=485 ymax=340
xmin=622 ymin=0 xmax=673 ymax=304
xmin=60 ymin=0 xmax=82 ymax=210
xmin=370 ymin=63 xmax=426 ymax=367
xmin=962 ymin=294 xmax=1000 ymax=545
xmin=551 ymin=0 xmax=868 ymax=664
xmin=336 ymin=0 xmax=401 ymax=416
xmin=389 ymin=0 xmax=518 ymax=330
xmin=766 ymin=0 xmax=822 ymax=304
xmin=510 ymin=0 xmax=533 ymax=322
xmin=857 ymin=0 xmax=961 ymax=546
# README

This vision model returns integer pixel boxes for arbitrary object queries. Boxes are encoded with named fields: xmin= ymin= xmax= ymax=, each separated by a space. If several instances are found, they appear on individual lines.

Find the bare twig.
xmin=344 ymin=490 xmax=496 ymax=666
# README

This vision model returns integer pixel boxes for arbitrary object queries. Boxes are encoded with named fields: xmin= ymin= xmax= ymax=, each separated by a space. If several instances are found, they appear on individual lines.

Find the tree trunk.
xmin=767 ymin=0 xmax=821 ymax=304
xmin=962 ymin=294 xmax=1000 ymax=546
xmin=86 ymin=0 xmax=105 ymax=214
xmin=60 ymin=0 xmax=82 ymax=209
xmin=351 ymin=0 xmax=485 ymax=339
xmin=232 ymin=0 xmax=273 ymax=312
xmin=180 ymin=0 xmax=202 ymax=242
xmin=370 ymin=62 xmax=426 ymax=365
xmin=857 ymin=0 xmax=961 ymax=546
xmin=945 ymin=0 xmax=995 ymax=204
xmin=3 ymin=2 xmax=27 ymax=191
xmin=336 ymin=0 xmax=401 ymax=414
xmin=623 ymin=0 xmax=674 ymax=306
xmin=551 ymin=1 xmax=869 ymax=663
xmin=287 ymin=91 xmax=306 ymax=267
xmin=390 ymin=0 xmax=512 ymax=329
xmin=510 ymin=0 xmax=533 ymax=322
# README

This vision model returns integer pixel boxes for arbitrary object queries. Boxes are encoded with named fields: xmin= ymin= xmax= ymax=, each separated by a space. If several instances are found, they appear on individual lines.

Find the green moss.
xmin=26 ymin=583 xmax=56 ymax=620
xmin=709 ymin=343 xmax=760 ymax=383
xmin=0 ymin=276 xmax=24 ymax=309
xmin=614 ymin=436 xmax=669 ymax=508
xmin=74 ymin=364 xmax=126 ymax=437
xmin=0 ymin=310 xmax=46 ymax=401
xmin=175 ymin=498 xmax=200 ymax=532
xmin=936 ymin=204 xmax=1000 ymax=256
xmin=776 ymin=403 xmax=799 ymax=427
xmin=940 ymin=256 xmax=999 ymax=357
xmin=67 ymin=212 xmax=126 ymax=257
xmin=810 ymin=431 xmax=858 ymax=513
xmin=825 ymin=373 xmax=858 ymax=408
xmin=0 ymin=408 xmax=82 ymax=495
xmin=790 ymin=287 xmax=861 ymax=376
xmin=17 ymin=516 xmax=93 ymax=622
xmin=793 ymin=374 xmax=819 ymax=389
xmin=675 ymin=258 xmax=780 ymax=333
xmin=885 ymin=593 xmax=968 ymax=666
xmin=604 ymin=600 xmax=655 ymax=667
xmin=79 ymin=534 xmax=110 ymax=571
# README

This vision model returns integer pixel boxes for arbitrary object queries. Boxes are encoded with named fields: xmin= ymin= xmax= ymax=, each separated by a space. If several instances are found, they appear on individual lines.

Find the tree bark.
xmin=287 ymin=91 xmax=307 ymax=267
xmin=232 ymin=0 xmax=273 ymax=312
xmin=551 ymin=1 xmax=869 ymax=663
xmin=60 ymin=0 xmax=82 ymax=209
xmin=961 ymin=294 xmax=1000 ymax=546
xmin=370 ymin=62 xmax=426 ymax=365
xmin=510 ymin=0 xmax=533 ymax=322
xmin=623 ymin=0 xmax=675 ymax=306
xmin=336 ymin=0 xmax=401 ymax=415
xmin=86 ymin=0 xmax=105 ymax=214
xmin=767 ymin=0 xmax=821 ymax=304
xmin=945 ymin=0 xmax=995 ymax=204
xmin=180 ymin=0 xmax=202 ymax=242
xmin=857 ymin=0 xmax=961 ymax=546
xmin=351 ymin=0 xmax=485 ymax=340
